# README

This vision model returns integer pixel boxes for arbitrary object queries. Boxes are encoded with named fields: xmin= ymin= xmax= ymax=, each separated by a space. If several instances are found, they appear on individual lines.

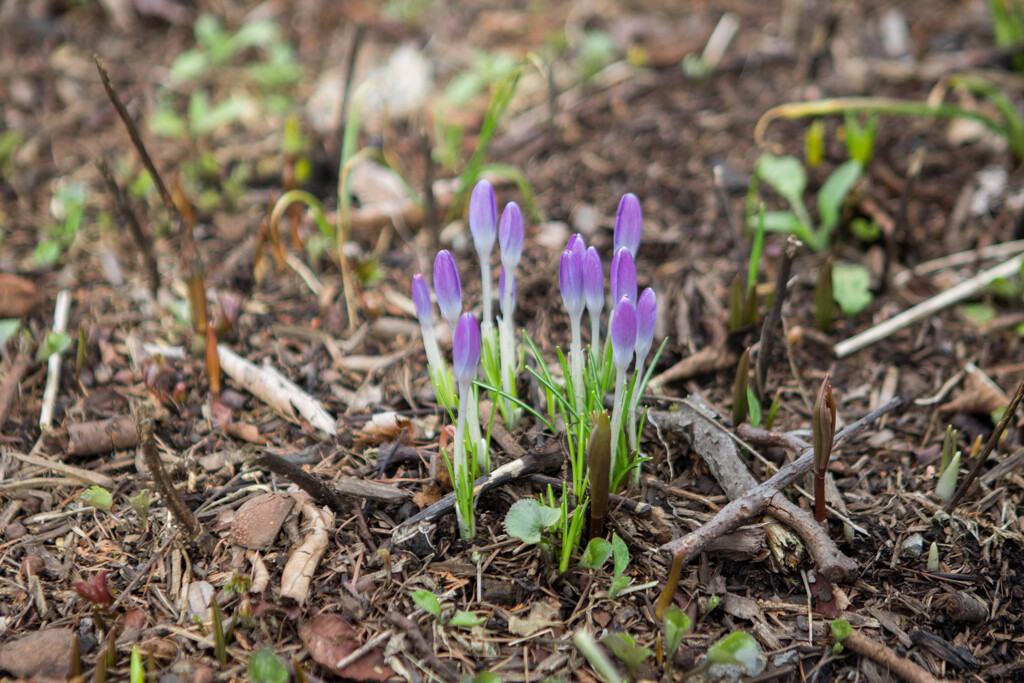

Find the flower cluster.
xmin=411 ymin=182 xmax=661 ymax=540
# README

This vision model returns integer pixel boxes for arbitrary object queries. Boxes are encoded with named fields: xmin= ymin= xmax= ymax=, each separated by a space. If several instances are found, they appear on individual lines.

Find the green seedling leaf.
xmin=36 ymin=331 xmax=72 ymax=364
xmin=818 ymin=159 xmax=862 ymax=235
xmin=601 ymin=632 xmax=650 ymax=679
xmin=130 ymin=646 xmax=144 ymax=683
xmin=927 ymin=541 xmax=940 ymax=572
xmin=805 ymin=119 xmax=826 ymax=167
xmin=461 ymin=672 xmax=501 ymax=683
xmin=830 ymin=619 xmax=852 ymax=654
xmin=850 ymin=217 xmax=882 ymax=242
xmin=832 ymin=262 xmax=873 ymax=316
xmin=505 ymin=498 xmax=560 ymax=545
xmin=248 ymin=646 xmax=288 ymax=683
xmin=149 ymin=108 xmax=189 ymax=138
xmin=935 ymin=450 xmax=961 ymax=503
xmin=445 ymin=70 xmax=485 ymax=107
xmin=746 ymin=386 xmax=762 ymax=427
xmin=580 ymin=538 xmax=612 ymax=570
xmin=448 ymin=611 xmax=485 ymax=628
xmin=579 ymin=30 xmax=618 ymax=80
xmin=80 ymin=486 xmax=112 ymax=512
xmin=844 ymin=113 xmax=877 ymax=165
xmin=170 ymin=49 xmax=210 ymax=82
xmin=33 ymin=239 xmax=63 ymax=267
xmin=130 ymin=490 xmax=149 ymax=519
xmin=611 ymin=533 xmax=629 ymax=578
xmin=411 ymin=590 xmax=441 ymax=618
xmin=756 ymin=154 xmax=807 ymax=207
xmin=815 ymin=259 xmax=834 ymax=332
xmin=960 ymin=302 xmax=996 ymax=328
xmin=662 ymin=605 xmax=691 ymax=660
xmin=0 ymin=319 xmax=21 ymax=347
xmin=705 ymin=631 xmax=765 ymax=674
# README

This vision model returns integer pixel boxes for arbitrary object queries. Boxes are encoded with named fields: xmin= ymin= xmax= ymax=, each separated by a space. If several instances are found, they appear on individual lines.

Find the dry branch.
xmin=658 ymin=398 xmax=902 ymax=562
xmin=842 ymin=629 xmax=947 ymax=683
xmin=67 ymin=415 xmax=138 ymax=456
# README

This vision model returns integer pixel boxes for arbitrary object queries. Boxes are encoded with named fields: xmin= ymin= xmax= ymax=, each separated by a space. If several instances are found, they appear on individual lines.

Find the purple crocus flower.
xmin=411 ymin=273 xmax=432 ymax=325
xmin=433 ymin=250 xmax=462 ymax=330
xmin=452 ymin=313 xmax=481 ymax=385
xmin=567 ymin=233 xmax=586 ymax=271
xmin=635 ymin=288 xmax=657 ymax=364
xmin=614 ymin=193 xmax=642 ymax=257
xmin=559 ymin=249 xmax=584 ymax=320
xmin=610 ymin=247 xmax=637 ymax=304
xmin=499 ymin=267 xmax=517 ymax=317
xmin=611 ymin=296 xmax=637 ymax=369
xmin=498 ymin=201 xmax=523 ymax=272
xmin=469 ymin=180 xmax=497 ymax=258
xmin=583 ymin=246 xmax=603 ymax=317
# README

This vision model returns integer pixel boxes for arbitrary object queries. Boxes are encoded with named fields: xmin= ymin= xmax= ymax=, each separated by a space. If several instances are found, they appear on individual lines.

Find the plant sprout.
xmin=812 ymin=375 xmax=836 ymax=526
xmin=452 ymin=313 xmax=482 ymax=540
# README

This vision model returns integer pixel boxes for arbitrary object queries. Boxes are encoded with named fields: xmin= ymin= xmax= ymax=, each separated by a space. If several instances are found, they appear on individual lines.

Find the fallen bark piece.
xmin=231 ymin=493 xmax=295 ymax=549
xmin=280 ymin=502 xmax=333 ymax=603
xmin=68 ymin=415 xmax=138 ymax=456
xmin=0 ymin=273 xmax=39 ymax=317
xmin=0 ymin=627 xmax=73 ymax=678
xmin=842 ymin=629 xmax=947 ymax=683
xmin=218 ymin=344 xmax=337 ymax=436
xmin=299 ymin=613 xmax=394 ymax=682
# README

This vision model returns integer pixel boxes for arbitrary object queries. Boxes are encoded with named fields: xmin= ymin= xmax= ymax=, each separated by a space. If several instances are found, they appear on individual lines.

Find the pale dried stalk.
xmin=39 ymin=289 xmax=71 ymax=430
xmin=217 ymin=345 xmax=337 ymax=436
xmin=280 ymin=502 xmax=334 ymax=603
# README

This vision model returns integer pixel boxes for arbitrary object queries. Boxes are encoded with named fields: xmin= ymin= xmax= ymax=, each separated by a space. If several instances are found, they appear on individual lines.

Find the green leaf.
xmin=149 ymin=109 xmax=189 ymax=138
xmin=611 ymin=533 xmax=629 ymax=578
xmin=33 ymin=238 xmax=63 ymax=267
xmin=170 ymin=49 xmax=210 ymax=82
xmin=0 ymin=319 xmax=21 ymax=347
xmin=756 ymin=210 xmax=807 ymax=235
xmin=601 ymin=632 xmax=650 ymax=679
xmin=830 ymin=619 xmax=852 ymax=653
xmin=448 ymin=611 xmax=485 ymax=628
xmin=411 ymin=589 xmax=441 ymax=618
xmin=705 ymin=631 xmax=765 ymax=674
xmin=445 ymin=70 xmax=485 ymax=107
xmin=80 ymin=486 xmax=113 ymax=512
xmin=832 ymin=262 xmax=873 ymax=316
xmin=755 ymin=154 xmax=806 ymax=206
xmin=248 ymin=647 xmax=288 ymax=683
xmin=130 ymin=646 xmax=144 ymax=683
xmin=662 ymin=605 xmax=691 ymax=660
xmin=461 ymin=673 xmax=501 ymax=683
xmin=850 ymin=217 xmax=882 ymax=242
xmin=193 ymin=14 xmax=224 ymax=50
xmin=580 ymin=538 xmax=612 ymax=570
xmin=36 ymin=331 xmax=71 ymax=363
xmin=130 ymin=490 xmax=149 ymax=520
xmin=960 ymin=302 xmax=996 ymax=328
xmin=608 ymin=575 xmax=630 ymax=599
xmin=746 ymin=386 xmax=762 ymax=428
xmin=818 ymin=159 xmax=862 ymax=235
xmin=504 ymin=498 xmax=560 ymax=545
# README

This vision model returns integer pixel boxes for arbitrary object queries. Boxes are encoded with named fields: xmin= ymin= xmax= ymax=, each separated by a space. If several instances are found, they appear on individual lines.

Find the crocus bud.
xmin=411 ymin=273 xmax=432 ymax=326
xmin=499 ymin=266 xmax=517 ymax=316
xmin=469 ymin=180 xmax=497 ymax=259
xmin=452 ymin=313 xmax=481 ymax=385
xmin=433 ymin=250 xmax=462 ymax=330
xmin=559 ymin=249 xmax=584 ymax=320
xmin=498 ymin=201 xmax=523 ymax=272
xmin=812 ymin=375 xmax=836 ymax=475
xmin=635 ymin=288 xmax=656 ymax=363
xmin=610 ymin=247 xmax=637 ymax=304
xmin=583 ymin=246 xmax=603 ymax=317
xmin=614 ymin=193 xmax=642 ymax=257
xmin=611 ymin=296 xmax=637 ymax=369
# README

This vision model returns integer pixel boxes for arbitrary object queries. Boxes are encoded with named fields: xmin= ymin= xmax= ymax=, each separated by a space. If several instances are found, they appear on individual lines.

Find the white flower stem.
xmin=570 ymin=317 xmax=585 ymax=415
xmin=481 ymin=266 xmax=492 ymax=327
xmin=498 ymin=313 xmax=519 ymax=431
xmin=609 ymin=367 xmax=627 ymax=488
xmin=455 ymin=380 xmax=474 ymax=540
xmin=589 ymin=312 xmax=601 ymax=369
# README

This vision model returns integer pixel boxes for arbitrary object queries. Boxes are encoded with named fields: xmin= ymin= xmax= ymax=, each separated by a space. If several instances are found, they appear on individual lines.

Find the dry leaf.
xmin=356 ymin=411 xmax=415 ymax=446
xmin=412 ymin=483 xmax=443 ymax=509
xmin=232 ymin=493 xmax=295 ymax=549
xmin=299 ymin=613 xmax=394 ymax=682
xmin=939 ymin=370 xmax=1009 ymax=415
xmin=280 ymin=503 xmax=333 ymax=603
xmin=508 ymin=598 xmax=562 ymax=637
xmin=0 ymin=273 xmax=39 ymax=317
xmin=0 ymin=628 xmax=73 ymax=678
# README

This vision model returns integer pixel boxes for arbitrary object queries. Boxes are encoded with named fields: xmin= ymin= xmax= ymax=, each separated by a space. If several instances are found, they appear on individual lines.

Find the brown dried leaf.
xmin=232 ymin=493 xmax=295 ymax=549
xmin=508 ymin=598 xmax=562 ymax=637
xmin=299 ymin=614 xmax=394 ymax=682
xmin=0 ymin=628 xmax=73 ymax=678
xmin=0 ymin=273 xmax=39 ymax=317
xmin=412 ymin=483 xmax=443 ymax=509
xmin=939 ymin=371 xmax=1009 ymax=415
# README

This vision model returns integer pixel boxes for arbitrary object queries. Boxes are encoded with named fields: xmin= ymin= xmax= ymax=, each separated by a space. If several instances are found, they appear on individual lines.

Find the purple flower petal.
xmin=498 ymin=201 xmax=523 ymax=272
xmin=611 ymin=296 xmax=637 ymax=369
xmin=614 ymin=193 xmax=642 ymax=257
xmin=433 ymin=250 xmax=462 ymax=329
xmin=567 ymin=233 xmax=586 ymax=273
xmin=559 ymin=250 xmax=584 ymax=320
xmin=635 ymin=287 xmax=657 ymax=362
xmin=452 ymin=313 xmax=481 ymax=384
xmin=583 ymin=246 xmax=603 ymax=317
xmin=469 ymin=180 xmax=497 ymax=258
xmin=411 ymin=272 xmax=432 ymax=325
xmin=610 ymin=247 xmax=637 ymax=304
xmin=499 ymin=266 xmax=517 ymax=317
